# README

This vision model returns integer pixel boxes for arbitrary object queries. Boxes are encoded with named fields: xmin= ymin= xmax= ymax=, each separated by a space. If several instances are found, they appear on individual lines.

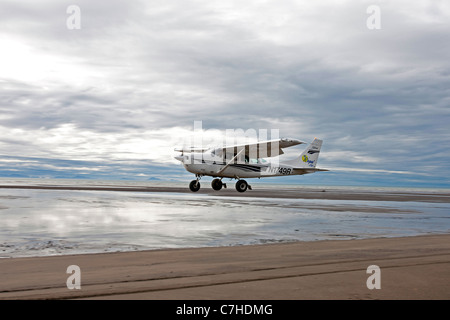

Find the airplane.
xmin=174 ymin=137 xmax=328 ymax=192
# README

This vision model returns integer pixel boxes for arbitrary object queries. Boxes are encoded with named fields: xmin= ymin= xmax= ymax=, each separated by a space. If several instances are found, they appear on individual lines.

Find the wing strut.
xmin=216 ymin=148 xmax=245 ymax=175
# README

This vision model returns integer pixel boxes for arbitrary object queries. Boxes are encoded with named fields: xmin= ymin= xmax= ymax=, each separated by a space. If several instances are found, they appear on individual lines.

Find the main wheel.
xmin=189 ymin=180 xmax=200 ymax=192
xmin=235 ymin=180 xmax=248 ymax=193
xmin=211 ymin=178 xmax=223 ymax=191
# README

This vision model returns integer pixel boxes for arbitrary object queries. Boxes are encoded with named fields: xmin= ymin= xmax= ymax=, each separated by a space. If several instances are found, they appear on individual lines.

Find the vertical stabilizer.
xmin=284 ymin=138 xmax=323 ymax=168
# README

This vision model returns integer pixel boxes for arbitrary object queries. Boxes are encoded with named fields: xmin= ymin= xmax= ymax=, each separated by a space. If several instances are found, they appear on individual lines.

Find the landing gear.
xmin=188 ymin=176 xmax=250 ymax=192
xmin=189 ymin=175 xmax=202 ymax=192
xmin=189 ymin=180 xmax=200 ymax=192
xmin=235 ymin=179 xmax=249 ymax=193
xmin=211 ymin=178 xmax=223 ymax=191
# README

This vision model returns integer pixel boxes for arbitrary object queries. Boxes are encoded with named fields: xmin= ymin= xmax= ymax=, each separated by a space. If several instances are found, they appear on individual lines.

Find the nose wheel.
xmin=189 ymin=175 xmax=202 ymax=192
xmin=189 ymin=180 xmax=200 ymax=192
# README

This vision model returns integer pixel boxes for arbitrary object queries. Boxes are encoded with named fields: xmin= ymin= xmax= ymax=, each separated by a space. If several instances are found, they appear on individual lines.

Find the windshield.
xmin=249 ymin=158 xmax=268 ymax=164
xmin=211 ymin=148 xmax=223 ymax=158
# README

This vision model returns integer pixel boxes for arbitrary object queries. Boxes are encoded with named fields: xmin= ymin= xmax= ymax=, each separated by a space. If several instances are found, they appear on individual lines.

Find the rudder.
xmin=286 ymin=138 xmax=323 ymax=168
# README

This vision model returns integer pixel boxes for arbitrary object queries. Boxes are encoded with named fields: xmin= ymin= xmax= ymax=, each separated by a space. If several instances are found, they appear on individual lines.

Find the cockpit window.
xmin=246 ymin=158 xmax=267 ymax=164
xmin=211 ymin=148 xmax=223 ymax=158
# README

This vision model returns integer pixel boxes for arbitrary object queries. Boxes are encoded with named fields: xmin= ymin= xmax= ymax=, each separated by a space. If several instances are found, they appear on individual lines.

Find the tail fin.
xmin=285 ymin=138 xmax=323 ymax=168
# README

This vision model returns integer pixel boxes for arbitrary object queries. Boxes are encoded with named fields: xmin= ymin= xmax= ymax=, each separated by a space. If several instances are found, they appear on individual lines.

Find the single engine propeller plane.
xmin=174 ymin=137 xmax=328 ymax=192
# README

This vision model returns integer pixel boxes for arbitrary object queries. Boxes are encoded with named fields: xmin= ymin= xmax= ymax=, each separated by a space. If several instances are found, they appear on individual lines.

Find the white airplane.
xmin=174 ymin=137 xmax=328 ymax=192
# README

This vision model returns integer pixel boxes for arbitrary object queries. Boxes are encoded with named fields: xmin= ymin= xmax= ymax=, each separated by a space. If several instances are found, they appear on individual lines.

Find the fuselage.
xmin=181 ymin=151 xmax=301 ymax=179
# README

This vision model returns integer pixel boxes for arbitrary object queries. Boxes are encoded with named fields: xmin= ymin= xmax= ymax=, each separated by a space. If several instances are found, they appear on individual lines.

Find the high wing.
xmin=174 ymin=138 xmax=305 ymax=158
xmin=222 ymin=138 xmax=305 ymax=158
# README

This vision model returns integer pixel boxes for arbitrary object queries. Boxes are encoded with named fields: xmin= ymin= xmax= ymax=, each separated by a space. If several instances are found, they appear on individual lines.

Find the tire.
xmin=235 ymin=180 xmax=248 ymax=193
xmin=211 ymin=179 xmax=223 ymax=191
xmin=189 ymin=180 xmax=200 ymax=192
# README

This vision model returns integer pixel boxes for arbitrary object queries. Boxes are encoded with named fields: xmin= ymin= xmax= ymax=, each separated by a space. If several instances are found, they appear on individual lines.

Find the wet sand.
xmin=0 ymin=234 xmax=449 ymax=300
xmin=1 ymin=184 xmax=450 ymax=202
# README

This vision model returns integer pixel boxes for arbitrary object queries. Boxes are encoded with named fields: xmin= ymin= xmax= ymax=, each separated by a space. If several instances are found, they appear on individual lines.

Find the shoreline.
xmin=1 ymin=233 xmax=449 ymax=299
xmin=1 ymin=184 xmax=450 ymax=202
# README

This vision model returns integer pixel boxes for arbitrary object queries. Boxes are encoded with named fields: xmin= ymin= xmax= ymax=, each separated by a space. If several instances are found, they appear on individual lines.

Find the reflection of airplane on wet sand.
xmin=174 ymin=137 xmax=328 ymax=192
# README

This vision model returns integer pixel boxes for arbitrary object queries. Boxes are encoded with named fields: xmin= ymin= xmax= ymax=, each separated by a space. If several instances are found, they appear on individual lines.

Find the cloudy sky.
xmin=1 ymin=0 xmax=449 ymax=187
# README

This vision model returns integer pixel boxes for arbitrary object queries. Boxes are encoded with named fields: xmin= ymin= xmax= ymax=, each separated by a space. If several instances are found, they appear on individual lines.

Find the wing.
xmin=222 ymin=138 xmax=305 ymax=158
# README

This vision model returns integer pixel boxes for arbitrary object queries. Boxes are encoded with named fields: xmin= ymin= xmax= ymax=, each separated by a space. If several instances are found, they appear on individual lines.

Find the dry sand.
xmin=0 ymin=234 xmax=449 ymax=300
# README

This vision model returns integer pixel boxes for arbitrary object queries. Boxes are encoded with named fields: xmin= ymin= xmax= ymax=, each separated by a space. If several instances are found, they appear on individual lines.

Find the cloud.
xmin=328 ymin=167 xmax=425 ymax=176
xmin=0 ymin=0 xmax=449 ymax=186
xmin=0 ymin=123 xmax=194 ymax=164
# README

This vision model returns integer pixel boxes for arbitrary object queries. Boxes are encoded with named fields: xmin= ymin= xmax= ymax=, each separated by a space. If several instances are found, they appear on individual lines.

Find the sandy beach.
xmin=0 ymin=234 xmax=449 ymax=300
xmin=0 ymin=183 xmax=449 ymax=300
